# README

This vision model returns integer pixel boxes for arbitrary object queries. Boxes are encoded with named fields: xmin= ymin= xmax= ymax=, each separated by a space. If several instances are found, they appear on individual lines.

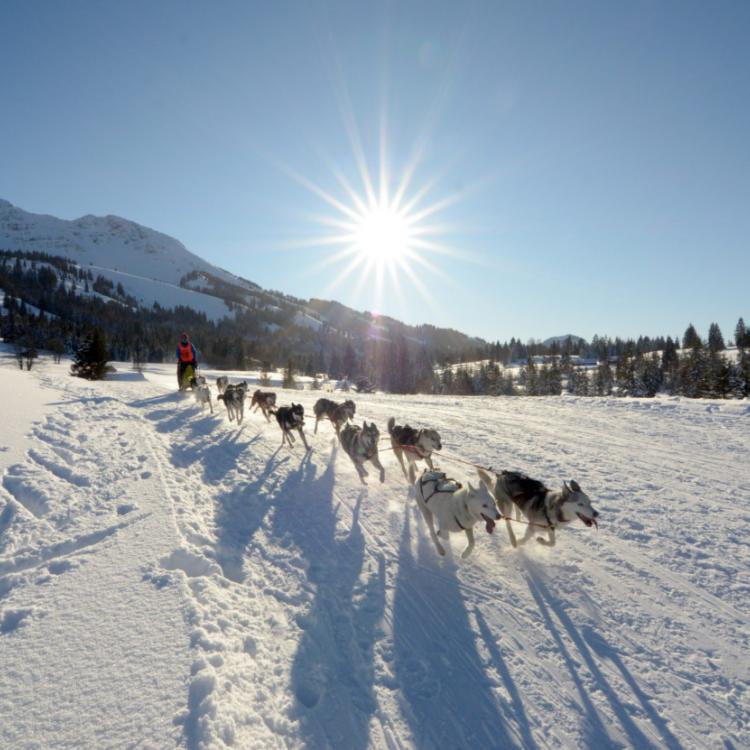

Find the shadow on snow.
xmin=271 ymin=448 xmax=386 ymax=750
xmin=392 ymin=504 xmax=520 ymax=749
xmin=522 ymin=558 xmax=683 ymax=750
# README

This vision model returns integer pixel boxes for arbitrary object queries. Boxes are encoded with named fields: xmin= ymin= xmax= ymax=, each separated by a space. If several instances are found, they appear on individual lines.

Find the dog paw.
xmin=379 ymin=472 xmax=385 ymax=483
xmin=461 ymin=548 xmax=473 ymax=559
xmin=437 ymin=546 xmax=445 ymax=556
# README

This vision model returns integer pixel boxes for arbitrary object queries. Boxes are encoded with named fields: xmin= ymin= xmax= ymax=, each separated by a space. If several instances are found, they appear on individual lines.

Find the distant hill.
xmin=542 ymin=334 xmax=586 ymax=348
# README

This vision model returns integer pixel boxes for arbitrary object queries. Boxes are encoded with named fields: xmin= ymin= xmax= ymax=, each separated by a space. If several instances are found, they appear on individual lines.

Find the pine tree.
xmin=594 ymin=359 xmax=614 ymax=396
xmin=707 ymin=323 xmax=725 ymax=353
xmin=71 ymin=328 xmax=108 ymax=380
xmin=735 ymin=317 xmax=750 ymax=348
xmin=282 ymin=359 xmax=296 ymax=389
xmin=682 ymin=323 xmax=702 ymax=350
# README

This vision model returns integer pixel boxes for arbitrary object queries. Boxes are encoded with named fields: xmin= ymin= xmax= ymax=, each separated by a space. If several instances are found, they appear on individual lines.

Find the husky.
xmin=250 ymin=389 xmax=277 ymax=422
xmin=415 ymin=469 xmax=501 ymax=559
xmin=216 ymin=376 xmax=229 ymax=395
xmin=477 ymin=469 xmax=599 ymax=548
xmin=189 ymin=374 xmax=207 ymax=389
xmin=193 ymin=383 xmax=213 ymax=413
xmin=218 ymin=381 xmax=248 ymax=424
xmin=387 ymin=417 xmax=442 ymax=483
xmin=339 ymin=421 xmax=385 ymax=485
xmin=313 ymin=398 xmax=356 ymax=434
xmin=275 ymin=403 xmax=310 ymax=450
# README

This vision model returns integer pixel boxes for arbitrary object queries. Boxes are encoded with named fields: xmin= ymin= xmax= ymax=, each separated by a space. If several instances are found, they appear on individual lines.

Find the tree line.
xmin=2 ymin=250 xmax=748 ymax=398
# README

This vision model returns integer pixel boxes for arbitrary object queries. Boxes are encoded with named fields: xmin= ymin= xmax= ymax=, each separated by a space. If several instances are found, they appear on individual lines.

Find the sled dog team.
xmin=189 ymin=376 xmax=600 ymax=559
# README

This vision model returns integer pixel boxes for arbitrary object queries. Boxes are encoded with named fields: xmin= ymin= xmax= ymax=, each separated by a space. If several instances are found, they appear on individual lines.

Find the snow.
xmin=1 ymin=353 xmax=748 ymax=749
xmin=0 ymin=199 xmax=247 ymax=291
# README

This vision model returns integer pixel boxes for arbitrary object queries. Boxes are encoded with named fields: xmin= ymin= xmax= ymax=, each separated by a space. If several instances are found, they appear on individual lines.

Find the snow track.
xmin=1 ymin=360 xmax=748 ymax=749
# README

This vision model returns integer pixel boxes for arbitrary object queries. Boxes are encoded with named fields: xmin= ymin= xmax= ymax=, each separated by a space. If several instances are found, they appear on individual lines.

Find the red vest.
xmin=178 ymin=342 xmax=193 ymax=362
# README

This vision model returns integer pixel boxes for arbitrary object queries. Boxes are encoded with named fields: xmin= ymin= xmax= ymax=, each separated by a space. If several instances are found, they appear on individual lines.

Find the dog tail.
xmin=387 ymin=416 xmax=396 ymax=435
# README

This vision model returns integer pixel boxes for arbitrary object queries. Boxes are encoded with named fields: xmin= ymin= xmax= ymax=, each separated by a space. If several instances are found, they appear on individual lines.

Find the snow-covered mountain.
xmin=0 ymin=198 xmax=264 ymax=321
xmin=0 ymin=198 xmax=246 ymax=289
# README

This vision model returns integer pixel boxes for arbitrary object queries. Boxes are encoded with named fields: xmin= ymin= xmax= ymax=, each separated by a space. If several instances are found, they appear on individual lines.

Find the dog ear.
xmin=563 ymin=481 xmax=571 ymax=495
xmin=476 ymin=468 xmax=494 ymax=489
xmin=570 ymin=479 xmax=581 ymax=493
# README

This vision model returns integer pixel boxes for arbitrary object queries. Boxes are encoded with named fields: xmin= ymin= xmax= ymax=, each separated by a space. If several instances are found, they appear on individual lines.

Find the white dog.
xmin=414 ymin=469 xmax=500 ymax=559
xmin=193 ymin=383 xmax=213 ymax=413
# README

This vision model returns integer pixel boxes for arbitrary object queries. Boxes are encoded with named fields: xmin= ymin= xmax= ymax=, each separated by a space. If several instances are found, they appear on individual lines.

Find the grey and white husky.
xmin=216 ymin=376 xmax=229 ymax=395
xmin=339 ymin=421 xmax=385 ymax=485
xmin=415 ymin=469 xmax=500 ymax=559
xmin=218 ymin=381 xmax=248 ymax=424
xmin=477 ymin=468 xmax=599 ymax=548
xmin=193 ymin=382 xmax=213 ymax=413
xmin=387 ymin=417 xmax=442 ymax=483
xmin=251 ymin=389 xmax=277 ymax=422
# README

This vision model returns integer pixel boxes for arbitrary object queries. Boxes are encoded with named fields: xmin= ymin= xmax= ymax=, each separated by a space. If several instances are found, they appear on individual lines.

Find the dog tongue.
xmin=485 ymin=518 xmax=496 ymax=534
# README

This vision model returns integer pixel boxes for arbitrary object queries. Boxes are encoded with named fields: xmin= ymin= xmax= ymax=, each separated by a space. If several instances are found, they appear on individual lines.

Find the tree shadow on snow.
xmin=522 ymin=558 xmax=683 ymax=750
xmin=392 ymin=505 xmax=518 ymax=749
xmin=271 ymin=450 xmax=385 ymax=750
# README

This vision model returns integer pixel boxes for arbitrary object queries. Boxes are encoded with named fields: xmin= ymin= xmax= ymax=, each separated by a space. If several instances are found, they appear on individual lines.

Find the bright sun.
xmin=282 ymin=120 xmax=465 ymax=312
xmin=353 ymin=206 xmax=410 ymax=264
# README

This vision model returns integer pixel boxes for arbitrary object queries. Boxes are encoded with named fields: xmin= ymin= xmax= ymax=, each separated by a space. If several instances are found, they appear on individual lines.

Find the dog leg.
xmin=419 ymin=505 xmax=445 ymax=556
xmin=537 ymin=528 xmax=556 ymax=546
xmin=407 ymin=461 xmax=417 ymax=485
xmin=517 ymin=523 xmax=535 ymax=546
xmin=505 ymin=518 xmax=518 ymax=548
xmin=394 ymin=448 xmax=408 ymax=480
xmin=461 ymin=528 xmax=475 ymax=559
xmin=298 ymin=427 xmax=310 ymax=451
xmin=371 ymin=454 xmax=385 ymax=483
xmin=314 ymin=417 xmax=319 ymax=434
xmin=356 ymin=463 xmax=368 ymax=485
xmin=209 ymin=397 xmax=213 ymax=414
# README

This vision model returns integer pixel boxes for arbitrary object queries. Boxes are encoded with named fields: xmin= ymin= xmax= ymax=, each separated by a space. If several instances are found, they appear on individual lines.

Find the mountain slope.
xmin=0 ymin=198 xmax=486 ymax=356
xmin=0 ymin=198 xmax=246 ymax=289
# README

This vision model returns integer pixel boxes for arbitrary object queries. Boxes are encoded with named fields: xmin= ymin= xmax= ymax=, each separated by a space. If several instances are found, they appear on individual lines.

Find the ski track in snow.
xmin=1 ymin=358 xmax=748 ymax=749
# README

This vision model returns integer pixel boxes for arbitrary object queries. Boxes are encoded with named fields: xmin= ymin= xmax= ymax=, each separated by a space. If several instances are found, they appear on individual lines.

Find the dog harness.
xmin=419 ymin=471 xmax=462 ymax=504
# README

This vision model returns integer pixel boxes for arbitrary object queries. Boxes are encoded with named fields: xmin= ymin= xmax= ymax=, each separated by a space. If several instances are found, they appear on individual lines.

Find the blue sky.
xmin=1 ymin=0 xmax=748 ymax=343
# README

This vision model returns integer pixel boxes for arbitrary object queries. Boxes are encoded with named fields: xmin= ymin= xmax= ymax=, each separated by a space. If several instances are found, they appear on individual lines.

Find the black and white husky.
xmin=218 ymin=381 xmax=248 ymax=424
xmin=415 ymin=469 xmax=500 ymax=559
xmin=275 ymin=403 xmax=310 ymax=450
xmin=477 ymin=468 xmax=599 ymax=548
xmin=339 ymin=421 xmax=385 ymax=485
xmin=313 ymin=398 xmax=356 ymax=434
xmin=387 ymin=417 xmax=442 ymax=483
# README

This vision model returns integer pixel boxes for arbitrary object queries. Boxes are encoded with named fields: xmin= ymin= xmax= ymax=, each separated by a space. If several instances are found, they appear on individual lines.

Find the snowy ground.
xmin=1 ymin=356 xmax=748 ymax=749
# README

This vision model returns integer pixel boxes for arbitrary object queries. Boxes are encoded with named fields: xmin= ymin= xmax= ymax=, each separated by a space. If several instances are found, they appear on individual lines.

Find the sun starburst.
xmin=282 ymin=138 xmax=466 ymax=318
